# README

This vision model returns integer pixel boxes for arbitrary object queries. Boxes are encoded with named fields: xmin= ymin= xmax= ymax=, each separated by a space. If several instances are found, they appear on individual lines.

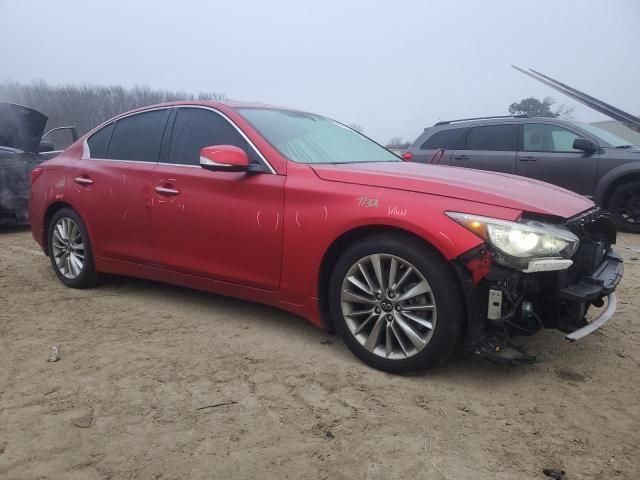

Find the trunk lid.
xmin=0 ymin=102 xmax=48 ymax=153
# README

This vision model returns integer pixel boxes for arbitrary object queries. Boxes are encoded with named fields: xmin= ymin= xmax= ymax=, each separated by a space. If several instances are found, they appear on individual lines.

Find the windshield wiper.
xmin=615 ymin=145 xmax=634 ymax=149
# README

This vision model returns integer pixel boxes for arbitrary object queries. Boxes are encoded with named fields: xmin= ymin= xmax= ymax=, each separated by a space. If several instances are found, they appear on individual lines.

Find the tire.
xmin=47 ymin=207 xmax=102 ymax=288
xmin=607 ymin=181 xmax=640 ymax=233
xmin=328 ymin=234 xmax=465 ymax=373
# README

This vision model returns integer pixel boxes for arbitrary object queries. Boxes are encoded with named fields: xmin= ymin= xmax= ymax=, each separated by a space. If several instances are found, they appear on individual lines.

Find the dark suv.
xmin=405 ymin=115 xmax=640 ymax=232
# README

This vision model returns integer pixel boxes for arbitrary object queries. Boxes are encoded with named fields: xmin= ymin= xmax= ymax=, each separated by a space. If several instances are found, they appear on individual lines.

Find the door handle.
xmin=154 ymin=185 xmax=180 ymax=196
xmin=454 ymin=155 xmax=469 ymax=160
xmin=74 ymin=175 xmax=94 ymax=185
xmin=519 ymin=156 xmax=537 ymax=161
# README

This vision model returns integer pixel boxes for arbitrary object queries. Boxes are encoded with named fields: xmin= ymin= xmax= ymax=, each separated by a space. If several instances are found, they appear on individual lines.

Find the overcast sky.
xmin=2 ymin=0 xmax=639 ymax=143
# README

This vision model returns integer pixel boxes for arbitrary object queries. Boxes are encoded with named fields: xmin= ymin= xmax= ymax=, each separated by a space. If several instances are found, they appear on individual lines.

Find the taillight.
xmin=31 ymin=167 xmax=44 ymax=185
xmin=402 ymin=151 xmax=413 ymax=161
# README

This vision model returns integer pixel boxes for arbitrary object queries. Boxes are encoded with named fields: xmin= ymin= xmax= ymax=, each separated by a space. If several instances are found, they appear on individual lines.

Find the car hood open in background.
xmin=311 ymin=162 xmax=594 ymax=219
xmin=0 ymin=102 xmax=48 ymax=153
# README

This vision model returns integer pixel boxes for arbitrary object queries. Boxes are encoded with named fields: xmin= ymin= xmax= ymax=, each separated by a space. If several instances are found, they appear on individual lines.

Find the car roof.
xmin=114 ymin=100 xmax=305 ymax=115
xmin=430 ymin=116 xmax=574 ymax=129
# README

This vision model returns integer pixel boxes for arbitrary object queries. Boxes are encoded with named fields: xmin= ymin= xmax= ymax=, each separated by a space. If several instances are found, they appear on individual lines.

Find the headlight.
xmin=446 ymin=212 xmax=579 ymax=270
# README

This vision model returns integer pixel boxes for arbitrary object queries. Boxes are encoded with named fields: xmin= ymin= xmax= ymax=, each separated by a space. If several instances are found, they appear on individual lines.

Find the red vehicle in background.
xmin=29 ymin=101 xmax=622 ymax=372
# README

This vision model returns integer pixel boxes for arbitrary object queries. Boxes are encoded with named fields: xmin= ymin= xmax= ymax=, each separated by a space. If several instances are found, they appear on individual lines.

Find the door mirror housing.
xmin=199 ymin=145 xmax=250 ymax=172
xmin=573 ymin=138 xmax=598 ymax=154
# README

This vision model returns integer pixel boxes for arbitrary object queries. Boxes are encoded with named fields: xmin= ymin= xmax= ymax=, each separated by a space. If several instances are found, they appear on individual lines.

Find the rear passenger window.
xmin=107 ymin=109 xmax=169 ymax=162
xmin=167 ymin=108 xmax=259 ymax=166
xmin=420 ymin=128 xmax=469 ymax=150
xmin=87 ymin=123 xmax=114 ymax=159
xmin=465 ymin=125 xmax=518 ymax=151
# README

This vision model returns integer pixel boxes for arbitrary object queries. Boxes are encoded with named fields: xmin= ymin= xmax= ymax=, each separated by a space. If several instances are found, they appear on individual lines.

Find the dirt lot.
xmin=1 ymin=227 xmax=639 ymax=480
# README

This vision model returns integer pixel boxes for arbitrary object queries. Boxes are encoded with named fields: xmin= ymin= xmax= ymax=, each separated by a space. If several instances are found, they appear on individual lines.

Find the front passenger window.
xmin=167 ymin=108 xmax=260 ymax=166
xmin=523 ymin=124 xmax=581 ymax=152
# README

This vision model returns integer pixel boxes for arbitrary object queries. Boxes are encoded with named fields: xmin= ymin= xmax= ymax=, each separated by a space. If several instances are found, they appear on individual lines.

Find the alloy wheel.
xmin=340 ymin=254 xmax=437 ymax=360
xmin=51 ymin=217 xmax=85 ymax=279
xmin=613 ymin=186 xmax=640 ymax=225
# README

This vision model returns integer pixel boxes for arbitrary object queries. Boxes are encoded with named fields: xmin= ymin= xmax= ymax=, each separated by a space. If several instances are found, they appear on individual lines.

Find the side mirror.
xmin=573 ymin=138 xmax=598 ymax=154
xmin=38 ymin=140 xmax=55 ymax=153
xmin=199 ymin=145 xmax=250 ymax=172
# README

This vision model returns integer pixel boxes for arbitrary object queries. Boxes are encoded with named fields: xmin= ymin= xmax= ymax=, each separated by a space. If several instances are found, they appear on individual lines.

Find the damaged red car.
xmin=29 ymin=102 xmax=623 ymax=372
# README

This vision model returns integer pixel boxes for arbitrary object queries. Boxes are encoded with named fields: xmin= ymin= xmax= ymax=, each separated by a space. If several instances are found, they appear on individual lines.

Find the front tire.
xmin=47 ymin=208 xmax=101 ymax=288
xmin=328 ymin=234 xmax=465 ymax=373
xmin=607 ymin=181 xmax=640 ymax=233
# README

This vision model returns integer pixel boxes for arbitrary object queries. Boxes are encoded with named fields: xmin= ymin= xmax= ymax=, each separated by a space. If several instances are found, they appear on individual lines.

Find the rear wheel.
xmin=47 ymin=208 xmax=101 ymax=288
xmin=607 ymin=181 xmax=640 ymax=233
xmin=328 ymin=234 xmax=465 ymax=373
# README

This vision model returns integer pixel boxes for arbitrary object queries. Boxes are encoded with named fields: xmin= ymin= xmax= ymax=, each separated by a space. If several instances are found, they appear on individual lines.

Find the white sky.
xmin=1 ymin=0 xmax=639 ymax=143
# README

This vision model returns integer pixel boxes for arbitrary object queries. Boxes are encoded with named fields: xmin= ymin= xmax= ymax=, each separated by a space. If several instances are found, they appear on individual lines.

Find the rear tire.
xmin=328 ymin=234 xmax=465 ymax=373
xmin=607 ymin=181 xmax=640 ymax=233
xmin=47 ymin=208 xmax=102 ymax=288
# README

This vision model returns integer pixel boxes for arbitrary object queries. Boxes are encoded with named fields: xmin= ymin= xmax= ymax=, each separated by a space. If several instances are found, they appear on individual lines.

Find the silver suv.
xmin=405 ymin=115 xmax=640 ymax=232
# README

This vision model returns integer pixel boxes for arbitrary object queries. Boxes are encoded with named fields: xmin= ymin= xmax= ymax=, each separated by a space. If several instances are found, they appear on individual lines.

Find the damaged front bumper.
xmin=562 ymin=249 xmax=623 ymax=340
xmin=457 ymin=209 xmax=623 ymax=363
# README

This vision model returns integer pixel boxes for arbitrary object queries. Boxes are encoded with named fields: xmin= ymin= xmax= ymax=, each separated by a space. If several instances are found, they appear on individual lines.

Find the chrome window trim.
xmin=83 ymin=105 xmax=277 ymax=174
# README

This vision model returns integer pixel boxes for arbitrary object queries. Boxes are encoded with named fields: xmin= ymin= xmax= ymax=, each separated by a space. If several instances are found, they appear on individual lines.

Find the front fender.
xmin=279 ymin=162 xmax=523 ymax=298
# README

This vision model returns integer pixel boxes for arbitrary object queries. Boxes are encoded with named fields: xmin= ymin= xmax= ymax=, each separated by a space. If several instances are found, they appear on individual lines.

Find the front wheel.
xmin=328 ymin=234 xmax=465 ymax=373
xmin=607 ymin=181 xmax=640 ymax=233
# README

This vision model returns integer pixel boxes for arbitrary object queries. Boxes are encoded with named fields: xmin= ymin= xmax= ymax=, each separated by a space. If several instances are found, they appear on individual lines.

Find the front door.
xmin=151 ymin=107 xmax=285 ymax=290
xmin=516 ymin=123 xmax=599 ymax=195
xmin=449 ymin=123 xmax=518 ymax=174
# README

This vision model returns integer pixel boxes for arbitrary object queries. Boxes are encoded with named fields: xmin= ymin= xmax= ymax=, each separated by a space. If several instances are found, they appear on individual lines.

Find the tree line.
xmin=0 ymin=80 xmax=228 ymax=148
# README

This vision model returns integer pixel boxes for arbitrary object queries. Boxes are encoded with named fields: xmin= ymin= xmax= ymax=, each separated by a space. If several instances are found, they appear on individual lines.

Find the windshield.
xmin=236 ymin=108 xmax=400 ymax=164
xmin=574 ymin=122 xmax=634 ymax=147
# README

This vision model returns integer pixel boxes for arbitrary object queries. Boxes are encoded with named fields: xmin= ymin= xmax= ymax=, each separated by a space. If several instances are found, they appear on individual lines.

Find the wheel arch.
xmin=596 ymin=166 xmax=640 ymax=207
xmin=42 ymin=201 xmax=79 ymax=254
xmin=317 ymin=224 xmax=465 ymax=332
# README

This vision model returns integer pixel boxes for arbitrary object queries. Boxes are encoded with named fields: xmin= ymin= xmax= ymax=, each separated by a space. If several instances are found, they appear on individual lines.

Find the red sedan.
xmin=29 ymin=101 xmax=622 ymax=372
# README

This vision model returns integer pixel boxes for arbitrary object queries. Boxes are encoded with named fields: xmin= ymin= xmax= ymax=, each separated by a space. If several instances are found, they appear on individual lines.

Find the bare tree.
xmin=0 ymin=80 xmax=228 ymax=148
xmin=386 ymin=136 xmax=410 ymax=149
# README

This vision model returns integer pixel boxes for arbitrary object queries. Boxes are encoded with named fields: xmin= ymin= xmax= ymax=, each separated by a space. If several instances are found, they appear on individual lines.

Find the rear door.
xmin=516 ymin=122 xmax=599 ymax=195
xmin=72 ymin=109 xmax=169 ymax=263
xmin=151 ymin=107 xmax=285 ymax=290
xmin=450 ymin=124 xmax=518 ymax=173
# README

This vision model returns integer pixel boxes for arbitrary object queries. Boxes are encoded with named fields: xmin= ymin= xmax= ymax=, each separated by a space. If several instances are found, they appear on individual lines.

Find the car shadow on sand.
xmin=89 ymin=273 xmax=589 ymax=386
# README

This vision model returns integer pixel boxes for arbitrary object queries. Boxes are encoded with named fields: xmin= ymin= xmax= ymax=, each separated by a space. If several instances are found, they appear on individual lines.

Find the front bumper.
xmin=459 ymin=247 xmax=623 ymax=348
xmin=458 ymin=208 xmax=623 ymax=362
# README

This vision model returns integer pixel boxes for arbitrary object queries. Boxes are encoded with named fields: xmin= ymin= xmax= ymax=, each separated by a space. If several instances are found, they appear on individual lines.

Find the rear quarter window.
xmin=420 ymin=128 xmax=469 ymax=150
xmin=87 ymin=123 xmax=114 ymax=159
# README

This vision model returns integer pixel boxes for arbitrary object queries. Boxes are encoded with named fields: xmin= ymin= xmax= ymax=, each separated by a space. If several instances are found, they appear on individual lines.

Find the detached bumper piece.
xmin=565 ymin=293 xmax=616 ymax=342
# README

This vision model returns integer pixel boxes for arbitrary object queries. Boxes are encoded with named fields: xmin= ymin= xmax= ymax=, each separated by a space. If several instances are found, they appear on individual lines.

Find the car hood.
xmin=311 ymin=162 xmax=593 ymax=219
xmin=0 ymin=102 xmax=48 ymax=153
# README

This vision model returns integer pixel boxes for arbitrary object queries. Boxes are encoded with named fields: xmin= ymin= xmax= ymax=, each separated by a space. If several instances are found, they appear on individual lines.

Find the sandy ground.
xmin=0 ymin=226 xmax=639 ymax=480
